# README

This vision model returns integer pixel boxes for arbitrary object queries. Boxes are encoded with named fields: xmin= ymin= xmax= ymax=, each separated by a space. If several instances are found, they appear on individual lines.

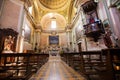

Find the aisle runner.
xmin=29 ymin=56 xmax=86 ymax=80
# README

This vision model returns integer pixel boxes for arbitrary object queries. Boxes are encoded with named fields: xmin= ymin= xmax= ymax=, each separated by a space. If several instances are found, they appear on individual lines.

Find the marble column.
xmin=34 ymin=29 xmax=41 ymax=52
xmin=66 ymin=29 xmax=72 ymax=52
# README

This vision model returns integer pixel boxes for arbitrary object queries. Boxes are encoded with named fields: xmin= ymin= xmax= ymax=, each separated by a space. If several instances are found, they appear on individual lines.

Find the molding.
xmin=10 ymin=0 xmax=24 ymax=6
xmin=74 ymin=0 xmax=80 ymax=8
xmin=37 ymin=0 xmax=71 ymax=11
xmin=24 ymin=7 xmax=36 ymax=29
xmin=41 ymin=30 xmax=66 ymax=33
xmin=70 ymin=12 xmax=79 ymax=29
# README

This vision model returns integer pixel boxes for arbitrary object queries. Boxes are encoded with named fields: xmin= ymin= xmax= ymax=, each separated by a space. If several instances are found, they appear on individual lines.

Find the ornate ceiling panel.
xmin=39 ymin=0 xmax=68 ymax=10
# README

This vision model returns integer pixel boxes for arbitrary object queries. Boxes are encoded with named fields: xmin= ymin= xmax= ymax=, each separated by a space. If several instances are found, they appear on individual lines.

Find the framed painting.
xmin=49 ymin=36 xmax=59 ymax=45
xmin=75 ymin=26 xmax=82 ymax=40
xmin=24 ymin=25 xmax=31 ymax=43
xmin=103 ymin=19 xmax=110 ymax=29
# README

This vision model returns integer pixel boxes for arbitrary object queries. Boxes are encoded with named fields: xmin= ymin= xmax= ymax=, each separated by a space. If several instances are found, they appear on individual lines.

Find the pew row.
xmin=0 ymin=53 xmax=49 ymax=80
xmin=60 ymin=48 xmax=120 ymax=80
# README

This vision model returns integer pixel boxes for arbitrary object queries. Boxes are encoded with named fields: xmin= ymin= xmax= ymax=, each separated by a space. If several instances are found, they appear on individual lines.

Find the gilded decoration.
xmin=39 ymin=0 xmax=68 ymax=10
xmin=20 ymin=0 xmax=81 ymax=33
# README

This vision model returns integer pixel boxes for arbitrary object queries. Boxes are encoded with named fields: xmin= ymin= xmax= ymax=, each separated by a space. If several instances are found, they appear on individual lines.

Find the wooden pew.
xmin=79 ymin=51 xmax=104 ymax=80
xmin=60 ymin=52 xmax=81 ymax=68
xmin=60 ymin=53 xmax=69 ymax=63
xmin=60 ymin=51 xmax=102 ymax=79
xmin=60 ymin=52 xmax=88 ymax=79
xmin=0 ymin=53 xmax=49 ymax=80
xmin=61 ymin=50 xmax=120 ymax=80
xmin=89 ymin=48 xmax=120 ymax=80
xmin=97 ymin=48 xmax=120 ymax=80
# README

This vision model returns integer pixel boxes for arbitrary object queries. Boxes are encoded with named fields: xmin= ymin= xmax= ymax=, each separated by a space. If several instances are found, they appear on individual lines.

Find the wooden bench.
xmin=0 ymin=53 xmax=49 ymax=80
xmin=61 ymin=49 xmax=120 ymax=80
xmin=87 ymin=48 xmax=120 ymax=80
xmin=60 ymin=52 xmax=102 ymax=79
xmin=60 ymin=53 xmax=81 ymax=68
xmin=79 ymin=51 xmax=105 ymax=80
xmin=99 ymin=48 xmax=120 ymax=80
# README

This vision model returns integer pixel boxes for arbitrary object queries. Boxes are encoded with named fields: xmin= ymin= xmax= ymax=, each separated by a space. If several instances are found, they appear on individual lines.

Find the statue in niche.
xmin=2 ymin=35 xmax=15 ymax=53
xmin=1 ymin=35 xmax=15 ymax=64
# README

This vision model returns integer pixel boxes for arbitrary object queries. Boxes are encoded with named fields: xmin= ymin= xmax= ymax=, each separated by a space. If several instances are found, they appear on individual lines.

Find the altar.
xmin=49 ymin=50 xmax=59 ymax=56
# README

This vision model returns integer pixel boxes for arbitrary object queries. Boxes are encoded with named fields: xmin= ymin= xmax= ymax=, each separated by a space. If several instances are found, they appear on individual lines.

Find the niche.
xmin=0 ymin=28 xmax=18 ymax=53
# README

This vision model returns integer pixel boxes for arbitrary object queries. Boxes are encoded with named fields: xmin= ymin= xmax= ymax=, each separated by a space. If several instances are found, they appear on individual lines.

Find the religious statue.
xmin=1 ymin=35 xmax=15 ymax=64
xmin=2 ymin=35 xmax=15 ymax=53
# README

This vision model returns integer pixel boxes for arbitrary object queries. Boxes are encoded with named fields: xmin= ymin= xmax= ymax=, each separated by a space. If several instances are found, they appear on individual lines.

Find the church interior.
xmin=0 ymin=0 xmax=120 ymax=80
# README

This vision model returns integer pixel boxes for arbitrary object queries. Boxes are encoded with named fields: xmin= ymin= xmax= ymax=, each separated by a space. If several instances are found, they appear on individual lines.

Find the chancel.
xmin=0 ymin=0 xmax=120 ymax=80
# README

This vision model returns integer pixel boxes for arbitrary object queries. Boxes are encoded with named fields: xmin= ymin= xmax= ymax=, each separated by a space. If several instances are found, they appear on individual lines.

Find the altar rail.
xmin=60 ymin=48 xmax=120 ymax=80
xmin=0 ymin=53 xmax=49 ymax=80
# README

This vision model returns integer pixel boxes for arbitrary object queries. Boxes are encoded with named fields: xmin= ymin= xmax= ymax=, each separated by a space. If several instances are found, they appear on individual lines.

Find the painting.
xmin=103 ymin=19 xmax=110 ymax=29
xmin=75 ymin=26 xmax=82 ymax=40
xmin=49 ymin=36 xmax=59 ymax=45
xmin=24 ymin=25 xmax=31 ymax=43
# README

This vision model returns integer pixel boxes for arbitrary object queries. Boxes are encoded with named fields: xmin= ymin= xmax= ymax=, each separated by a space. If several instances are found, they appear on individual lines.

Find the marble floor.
xmin=29 ymin=55 xmax=87 ymax=80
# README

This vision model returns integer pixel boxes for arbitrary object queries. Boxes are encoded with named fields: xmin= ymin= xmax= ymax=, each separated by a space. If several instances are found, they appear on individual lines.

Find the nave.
xmin=29 ymin=55 xmax=87 ymax=80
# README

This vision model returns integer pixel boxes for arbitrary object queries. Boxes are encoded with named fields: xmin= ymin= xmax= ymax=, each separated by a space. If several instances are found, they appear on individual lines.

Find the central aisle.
xmin=29 ymin=55 xmax=87 ymax=80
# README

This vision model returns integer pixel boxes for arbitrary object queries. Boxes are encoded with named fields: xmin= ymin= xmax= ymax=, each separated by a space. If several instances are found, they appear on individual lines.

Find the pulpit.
xmin=82 ymin=0 xmax=105 ymax=42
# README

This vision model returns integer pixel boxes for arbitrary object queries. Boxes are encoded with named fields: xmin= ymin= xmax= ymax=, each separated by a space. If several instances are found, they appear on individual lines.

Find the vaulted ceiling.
xmin=20 ymin=0 xmax=89 ymax=33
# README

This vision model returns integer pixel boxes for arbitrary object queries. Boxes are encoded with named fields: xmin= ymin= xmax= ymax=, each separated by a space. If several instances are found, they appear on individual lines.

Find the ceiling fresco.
xmin=39 ymin=0 xmax=68 ymax=10
xmin=19 ymin=0 xmax=89 ymax=33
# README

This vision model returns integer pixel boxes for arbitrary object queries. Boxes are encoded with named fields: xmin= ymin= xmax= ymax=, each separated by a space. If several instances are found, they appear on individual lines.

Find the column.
xmin=66 ymin=29 xmax=72 ymax=52
xmin=34 ymin=29 xmax=41 ymax=52
xmin=16 ymin=4 xmax=25 ymax=52
xmin=83 ymin=35 xmax=87 ymax=51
